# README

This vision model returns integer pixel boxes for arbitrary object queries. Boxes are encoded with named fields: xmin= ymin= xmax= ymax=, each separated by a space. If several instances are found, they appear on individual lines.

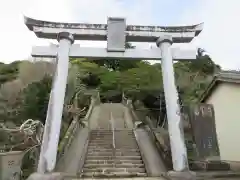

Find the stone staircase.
xmin=81 ymin=129 xmax=147 ymax=178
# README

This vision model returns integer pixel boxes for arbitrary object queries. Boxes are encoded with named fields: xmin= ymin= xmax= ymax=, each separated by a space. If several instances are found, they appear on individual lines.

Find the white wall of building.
xmin=205 ymin=82 xmax=240 ymax=161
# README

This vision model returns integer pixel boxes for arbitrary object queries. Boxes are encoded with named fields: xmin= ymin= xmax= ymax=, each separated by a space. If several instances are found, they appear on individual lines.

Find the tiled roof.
xmin=199 ymin=71 xmax=240 ymax=102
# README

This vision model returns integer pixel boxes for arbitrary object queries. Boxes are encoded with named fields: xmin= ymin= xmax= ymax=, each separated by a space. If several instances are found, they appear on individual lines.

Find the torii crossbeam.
xmin=32 ymin=44 xmax=196 ymax=60
xmin=25 ymin=16 xmax=202 ymax=43
xmin=24 ymin=16 xmax=203 ymax=175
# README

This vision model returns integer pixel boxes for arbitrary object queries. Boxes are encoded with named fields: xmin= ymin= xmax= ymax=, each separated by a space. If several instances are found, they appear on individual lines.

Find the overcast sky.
xmin=0 ymin=0 xmax=239 ymax=69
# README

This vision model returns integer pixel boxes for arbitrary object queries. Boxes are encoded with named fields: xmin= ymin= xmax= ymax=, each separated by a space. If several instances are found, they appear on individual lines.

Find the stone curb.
xmin=189 ymin=160 xmax=240 ymax=171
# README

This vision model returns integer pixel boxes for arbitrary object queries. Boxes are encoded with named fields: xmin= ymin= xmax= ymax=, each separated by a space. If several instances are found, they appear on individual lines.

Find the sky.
xmin=0 ymin=0 xmax=239 ymax=69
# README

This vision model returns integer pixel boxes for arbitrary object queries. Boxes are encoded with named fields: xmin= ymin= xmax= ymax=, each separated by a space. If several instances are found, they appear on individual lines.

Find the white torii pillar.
xmin=37 ymin=32 xmax=74 ymax=173
xmin=157 ymin=36 xmax=188 ymax=171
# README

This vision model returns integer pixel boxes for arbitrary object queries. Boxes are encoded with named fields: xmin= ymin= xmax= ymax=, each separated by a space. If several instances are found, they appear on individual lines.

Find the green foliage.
xmin=0 ymin=61 xmax=20 ymax=85
xmin=99 ymin=71 xmax=121 ymax=91
xmin=0 ymin=49 xmax=220 ymax=125
xmin=21 ymin=75 xmax=52 ymax=124
xmin=88 ymin=43 xmax=140 ymax=71
xmin=68 ymin=48 xmax=220 ymax=105
xmin=120 ymin=61 xmax=162 ymax=92
xmin=173 ymin=48 xmax=221 ymax=103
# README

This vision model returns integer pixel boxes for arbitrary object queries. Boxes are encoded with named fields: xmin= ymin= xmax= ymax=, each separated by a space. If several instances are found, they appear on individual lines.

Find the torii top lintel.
xmin=24 ymin=16 xmax=203 ymax=43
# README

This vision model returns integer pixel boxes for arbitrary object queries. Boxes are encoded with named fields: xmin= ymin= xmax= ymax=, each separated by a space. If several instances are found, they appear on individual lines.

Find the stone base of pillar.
xmin=167 ymin=170 xmax=196 ymax=180
xmin=26 ymin=172 xmax=64 ymax=180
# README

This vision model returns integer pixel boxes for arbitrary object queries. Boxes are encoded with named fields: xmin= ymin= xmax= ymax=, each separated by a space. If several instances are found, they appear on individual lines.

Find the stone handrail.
xmin=83 ymin=97 xmax=95 ymax=122
xmin=124 ymin=99 xmax=172 ymax=169
xmin=125 ymin=100 xmax=139 ymax=124
xmin=110 ymin=111 xmax=116 ymax=149
xmin=57 ymin=113 xmax=83 ymax=161
xmin=144 ymin=116 xmax=173 ymax=169
xmin=122 ymin=92 xmax=127 ymax=105
xmin=57 ymin=94 xmax=99 ymax=162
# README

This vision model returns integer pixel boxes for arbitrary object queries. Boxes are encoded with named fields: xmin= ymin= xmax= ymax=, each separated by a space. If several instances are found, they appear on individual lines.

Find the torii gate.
xmin=24 ymin=16 xmax=203 ymax=175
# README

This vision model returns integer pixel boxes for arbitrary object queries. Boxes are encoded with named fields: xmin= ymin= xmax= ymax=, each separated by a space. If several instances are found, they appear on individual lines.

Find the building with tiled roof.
xmin=199 ymin=70 xmax=240 ymax=161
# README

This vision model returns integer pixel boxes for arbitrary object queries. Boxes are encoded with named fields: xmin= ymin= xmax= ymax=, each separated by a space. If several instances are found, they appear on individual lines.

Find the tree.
xmin=173 ymin=48 xmax=221 ymax=103
xmin=194 ymin=48 xmax=221 ymax=74
xmin=21 ymin=75 xmax=52 ymax=124
xmin=0 ymin=78 xmax=25 ymax=124
xmin=88 ymin=42 xmax=140 ymax=71
xmin=0 ymin=61 xmax=21 ymax=85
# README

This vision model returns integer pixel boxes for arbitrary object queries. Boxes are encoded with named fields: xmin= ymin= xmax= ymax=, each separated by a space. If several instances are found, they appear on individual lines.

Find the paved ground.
xmin=64 ymin=171 xmax=240 ymax=180
xmin=70 ymin=178 xmax=166 ymax=180
xmin=27 ymin=172 xmax=240 ymax=180
xmin=69 ymin=178 xmax=240 ymax=180
xmin=69 ymin=177 xmax=240 ymax=180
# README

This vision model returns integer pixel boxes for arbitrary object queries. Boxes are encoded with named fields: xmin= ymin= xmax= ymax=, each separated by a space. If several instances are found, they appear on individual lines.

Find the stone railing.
xmin=83 ymin=97 xmax=96 ymax=122
xmin=56 ymin=93 xmax=99 ymax=163
xmin=122 ymin=92 xmax=132 ymax=107
xmin=123 ymin=99 xmax=173 ymax=169
xmin=144 ymin=116 xmax=173 ymax=170
xmin=57 ymin=114 xmax=84 ymax=162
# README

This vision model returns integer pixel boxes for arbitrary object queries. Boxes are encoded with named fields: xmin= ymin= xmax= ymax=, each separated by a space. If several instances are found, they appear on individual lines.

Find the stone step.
xmin=90 ymin=139 xmax=135 ymax=141
xmin=82 ymin=167 xmax=146 ymax=173
xmin=91 ymin=131 xmax=132 ymax=132
xmin=87 ymin=151 xmax=141 ymax=156
xmin=90 ymin=138 xmax=135 ymax=141
xmin=88 ymin=145 xmax=138 ymax=149
xmin=89 ymin=141 xmax=137 ymax=144
xmin=90 ymin=137 xmax=136 ymax=139
xmin=89 ymin=140 xmax=137 ymax=143
xmin=90 ymin=137 xmax=136 ymax=140
xmin=81 ymin=129 xmax=146 ymax=178
xmin=85 ymin=159 xmax=144 ymax=165
xmin=91 ymin=135 xmax=134 ymax=137
xmin=92 ymin=134 xmax=133 ymax=136
xmin=91 ymin=132 xmax=134 ymax=134
xmin=91 ymin=131 xmax=134 ymax=133
xmin=87 ymin=148 xmax=140 ymax=153
xmin=91 ymin=129 xmax=133 ymax=132
xmin=88 ymin=142 xmax=138 ymax=145
xmin=86 ymin=156 xmax=142 ymax=160
xmin=90 ymin=138 xmax=136 ymax=141
xmin=91 ymin=130 xmax=134 ymax=132
xmin=86 ymin=154 xmax=141 ymax=157
xmin=90 ymin=137 xmax=135 ymax=140
xmin=84 ymin=163 xmax=145 ymax=168
xmin=88 ymin=143 xmax=138 ymax=146
xmin=91 ymin=133 xmax=133 ymax=134
xmin=90 ymin=135 xmax=134 ymax=138
xmin=81 ymin=172 xmax=147 ymax=178
xmin=88 ymin=144 xmax=137 ymax=146
xmin=91 ymin=131 xmax=133 ymax=133
xmin=89 ymin=141 xmax=137 ymax=145
xmin=87 ymin=148 xmax=139 ymax=152
xmin=87 ymin=146 xmax=139 ymax=150
xmin=88 ymin=146 xmax=139 ymax=149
